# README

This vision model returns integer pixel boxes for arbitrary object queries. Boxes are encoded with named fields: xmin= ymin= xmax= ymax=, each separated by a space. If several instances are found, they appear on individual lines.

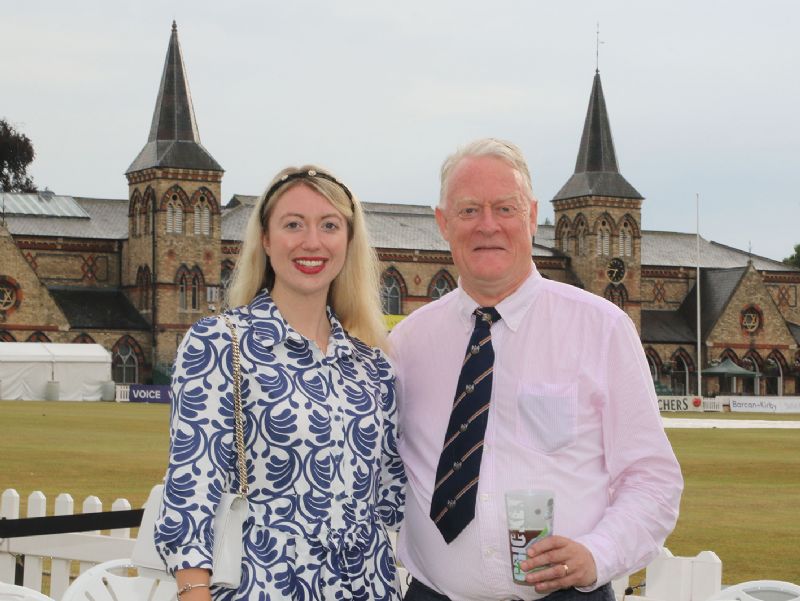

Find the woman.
xmin=154 ymin=166 xmax=405 ymax=601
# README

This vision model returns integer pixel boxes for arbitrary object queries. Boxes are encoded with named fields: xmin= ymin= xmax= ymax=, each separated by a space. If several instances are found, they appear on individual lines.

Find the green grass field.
xmin=1 ymin=403 xmax=798 ymax=584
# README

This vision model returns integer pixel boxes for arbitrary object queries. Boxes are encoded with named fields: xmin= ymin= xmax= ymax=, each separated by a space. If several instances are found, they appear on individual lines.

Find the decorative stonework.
xmin=0 ymin=275 xmax=22 ymax=321
xmin=740 ymin=305 xmax=763 ymax=335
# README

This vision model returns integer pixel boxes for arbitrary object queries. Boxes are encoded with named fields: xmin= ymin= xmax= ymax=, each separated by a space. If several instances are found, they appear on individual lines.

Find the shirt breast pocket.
xmin=515 ymin=382 xmax=578 ymax=454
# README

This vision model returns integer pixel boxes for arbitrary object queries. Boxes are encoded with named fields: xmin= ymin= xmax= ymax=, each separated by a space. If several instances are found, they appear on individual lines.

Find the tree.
xmin=0 ymin=118 xmax=36 ymax=192
xmin=784 ymin=244 xmax=800 ymax=269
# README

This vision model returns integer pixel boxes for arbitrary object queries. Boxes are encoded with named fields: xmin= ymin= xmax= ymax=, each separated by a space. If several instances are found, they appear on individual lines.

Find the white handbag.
xmin=132 ymin=315 xmax=248 ymax=588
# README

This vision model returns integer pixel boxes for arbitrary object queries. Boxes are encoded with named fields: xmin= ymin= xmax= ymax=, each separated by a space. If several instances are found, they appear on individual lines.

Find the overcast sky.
xmin=2 ymin=1 xmax=798 ymax=261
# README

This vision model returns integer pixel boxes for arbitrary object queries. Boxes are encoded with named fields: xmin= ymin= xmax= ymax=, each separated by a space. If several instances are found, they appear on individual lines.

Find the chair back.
xmin=60 ymin=558 xmax=176 ymax=601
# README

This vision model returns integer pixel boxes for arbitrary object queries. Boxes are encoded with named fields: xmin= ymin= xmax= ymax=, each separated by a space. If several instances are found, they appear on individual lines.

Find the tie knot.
xmin=474 ymin=307 xmax=501 ymax=329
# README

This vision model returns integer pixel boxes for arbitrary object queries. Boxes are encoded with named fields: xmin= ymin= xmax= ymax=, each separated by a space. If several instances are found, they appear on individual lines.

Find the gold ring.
xmin=563 ymin=564 xmax=569 ymax=576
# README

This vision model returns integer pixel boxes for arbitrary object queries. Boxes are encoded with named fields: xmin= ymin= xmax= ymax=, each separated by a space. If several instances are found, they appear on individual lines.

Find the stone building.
xmin=1 ymin=24 xmax=798 ymax=394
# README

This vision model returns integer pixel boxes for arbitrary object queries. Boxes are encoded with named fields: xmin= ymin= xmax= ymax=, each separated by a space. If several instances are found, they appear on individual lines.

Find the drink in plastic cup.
xmin=505 ymin=489 xmax=554 ymax=585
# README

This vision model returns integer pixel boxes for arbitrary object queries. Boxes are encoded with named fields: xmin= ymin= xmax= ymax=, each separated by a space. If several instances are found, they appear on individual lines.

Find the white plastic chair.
xmin=60 ymin=558 xmax=176 ymax=601
xmin=0 ymin=583 xmax=55 ymax=601
xmin=708 ymin=579 xmax=800 ymax=601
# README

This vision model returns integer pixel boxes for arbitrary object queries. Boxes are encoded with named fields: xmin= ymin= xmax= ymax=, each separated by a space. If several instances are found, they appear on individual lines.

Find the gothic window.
xmin=645 ymin=348 xmax=662 ymax=383
xmin=191 ymin=273 xmax=201 ymax=310
xmin=596 ymin=219 xmax=611 ymax=256
xmin=604 ymin=283 xmax=627 ymax=309
xmin=112 ymin=337 xmax=141 ymax=384
xmin=619 ymin=222 xmax=633 ymax=257
xmin=174 ymin=204 xmax=183 ymax=234
xmin=194 ymin=198 xmax=211 ymax=236
xmin=428 ymin=270 xmax=456 ymax=300
xmin=177 ymin=271 xmax=188 ymax=310
xmin=764 ymin=351 xmax=787 ymax=395
xmin=555 ymin=217 xmax=570 ymax=255
xmin=27 ymin=331 xmax=51 ymax=342
xmin=143 ymin=199 xmax=150 ymax=235
xmin=136 ymin=265 xmax=151 ymax=311
xmin=669 ymin=348 xmax=695 ymax=395
xmin=0 ymin=331 xmax=16 ymax=342
xmin=73 ymin=333 xmax=95 ymax=343
xmin=381 ymin=270 xmax=404 ymax=315
xmin=575 ymin=220 xmax=588 ymax=256
xmin=166 ymin=203 xmax=175 ymax=233
xmin=741 ymin=352 xmax=762 ymax=395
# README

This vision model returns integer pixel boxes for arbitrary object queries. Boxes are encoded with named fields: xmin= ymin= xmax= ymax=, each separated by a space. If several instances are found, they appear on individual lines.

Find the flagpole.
xmin=696 ymin=193 xmax=702 ymax=397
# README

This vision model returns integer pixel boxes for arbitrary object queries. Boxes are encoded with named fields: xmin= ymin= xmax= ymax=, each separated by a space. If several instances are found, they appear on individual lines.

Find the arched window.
xmin=619 ymin=222 xmax=633 ymax=257
xmin=174 ymin=204 xmax=183 ymax=234
xmin=645 ymin=347 xmax=662 ymax=383
xmin=604 ymin=284 xmax=627 ymax=310
xmin=381 ymin=270 xmax=404 ymax=315
xmin=191 ymin=273 xmax=201 ymax=310
xmin=194 ymin=199 xmax=211 ymax=236
xmin=596 ymin=220 xmax=611 ymax=256
xmin=73 ymin=333 xmax=95 ymax=343
xmin=0 ymin=331 xmax=16 ymax=342
xmin=27 ymin=331 xmax=51 ymax=342
xmin=741 ymin=352 xmax=762 ymax=395
xmin=574 ymin=218 xmax=588 ymax=256
xmin=143 ymin=198 xmax=151 ymax=235
xmin=166 ymin=203 xmax=175 ymax=233
xmin=428 ymin=270 xmax=456 ymax=301
xmin=112 ymin=336 xmax=142 ymax=384
xmin=764 ymin=351 xmax=787 ymax=396
xmin=177 ymin=268 xmax=189 ymax=311
xmin=555 ymin=216 xmax=571 ymax=254
xmin=669 ymin=348 xmax=696 ymax=395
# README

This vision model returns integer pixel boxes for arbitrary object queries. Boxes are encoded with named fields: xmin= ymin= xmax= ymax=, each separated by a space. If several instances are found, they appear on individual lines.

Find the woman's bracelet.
xmin=177 ymin=582 xmax=210 ymax=598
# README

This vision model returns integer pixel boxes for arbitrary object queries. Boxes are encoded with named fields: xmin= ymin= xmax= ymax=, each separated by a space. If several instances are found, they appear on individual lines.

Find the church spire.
xmin=553 ymin=71 xmax=641 ymax=200
xmin=126 ymin=21 xmax=222 ymax=174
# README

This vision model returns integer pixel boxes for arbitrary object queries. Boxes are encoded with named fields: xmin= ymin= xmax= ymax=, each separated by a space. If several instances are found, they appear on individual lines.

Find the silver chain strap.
xmin=223 ymin=315 xmax=248 ymax=497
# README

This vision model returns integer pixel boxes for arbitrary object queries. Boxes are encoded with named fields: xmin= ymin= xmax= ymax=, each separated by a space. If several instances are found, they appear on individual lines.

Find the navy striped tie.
xmin=430 ymin=307 xmax=501 ymax=543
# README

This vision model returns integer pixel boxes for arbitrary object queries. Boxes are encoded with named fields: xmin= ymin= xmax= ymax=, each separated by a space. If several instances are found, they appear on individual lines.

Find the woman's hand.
xmin=175 ymin=567 xmax=213 ymax=601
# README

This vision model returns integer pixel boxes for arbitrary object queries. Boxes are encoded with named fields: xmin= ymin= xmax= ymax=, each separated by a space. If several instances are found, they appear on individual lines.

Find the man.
xmin=389 ymin=138 xmax=683 ymax=601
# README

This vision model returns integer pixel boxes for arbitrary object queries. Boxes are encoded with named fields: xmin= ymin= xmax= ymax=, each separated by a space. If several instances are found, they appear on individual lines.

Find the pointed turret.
xmin=553 ymin=71 xmax=641 ymax=200
xmin=126 ymin=21 xmax=222 ymax=174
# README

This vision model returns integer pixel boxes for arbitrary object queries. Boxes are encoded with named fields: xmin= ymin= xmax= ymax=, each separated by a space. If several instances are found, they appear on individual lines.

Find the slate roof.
xmin=3 ymin=196 xmax=128 ymax=239
xmin=641 ymin=310 xmax=695 ymax=343
xmin=679 ymin=267 xmax=746 ymax=338
xmin=787 ymin=322 xmax=800 ymax=346
xmin=126 ymin=22 xmax=222 ymax=174
xmin=553 ymin=72 xmax=643 ymax=201
xmin=48 ymin=287 xmax=150 ymax=330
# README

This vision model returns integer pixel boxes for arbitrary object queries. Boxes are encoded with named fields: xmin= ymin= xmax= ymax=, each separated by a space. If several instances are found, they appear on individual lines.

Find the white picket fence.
xmin=0 ymin=489 xmax=136 ymax=600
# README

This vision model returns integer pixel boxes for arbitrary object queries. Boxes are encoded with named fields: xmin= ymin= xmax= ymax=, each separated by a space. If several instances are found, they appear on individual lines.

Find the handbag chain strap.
xmin=223 ymin=314 xmax=248 ymax=497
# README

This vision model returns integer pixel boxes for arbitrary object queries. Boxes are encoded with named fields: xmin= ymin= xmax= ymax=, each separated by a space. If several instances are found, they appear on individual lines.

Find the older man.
xmin=389 ymin=138 xmax=682 ymax=601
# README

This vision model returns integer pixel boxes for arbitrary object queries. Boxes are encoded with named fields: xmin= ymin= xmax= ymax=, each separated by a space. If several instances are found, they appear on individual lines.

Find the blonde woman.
xmin=155 ymin=166 xmax=405 ymax=601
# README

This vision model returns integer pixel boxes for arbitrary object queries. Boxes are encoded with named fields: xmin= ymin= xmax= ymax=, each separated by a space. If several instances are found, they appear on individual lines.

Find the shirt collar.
xmin=454 ymin=263 xmax=543 ymax=333
xmin=243 ymin=289 xmax=354 ymax=360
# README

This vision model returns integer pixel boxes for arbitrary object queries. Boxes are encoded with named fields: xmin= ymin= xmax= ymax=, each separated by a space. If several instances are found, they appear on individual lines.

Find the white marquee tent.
xmin=0 ymin=342 xmax=113 ymax=401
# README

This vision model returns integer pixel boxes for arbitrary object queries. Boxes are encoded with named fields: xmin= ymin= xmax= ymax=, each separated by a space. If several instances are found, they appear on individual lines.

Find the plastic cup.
xmin=505 ymin=489 xmax=554 ymax=585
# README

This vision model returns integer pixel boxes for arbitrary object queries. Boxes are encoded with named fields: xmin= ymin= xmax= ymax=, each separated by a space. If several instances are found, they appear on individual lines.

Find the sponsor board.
xmin=129 ymin=384 xmax=171 ymax=404
xmin=658 ymin=396 xmax=704 ymax=412
xmin=719 ymin=396 xmax=800 ymax=414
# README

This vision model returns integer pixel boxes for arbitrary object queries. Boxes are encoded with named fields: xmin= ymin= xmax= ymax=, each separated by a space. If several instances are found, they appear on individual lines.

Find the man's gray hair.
xmin=439 ymin=138 xmax=535 ymax=208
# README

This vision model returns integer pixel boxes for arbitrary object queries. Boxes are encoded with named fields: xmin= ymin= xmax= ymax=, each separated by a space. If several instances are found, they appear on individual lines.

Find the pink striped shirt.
xmin=389 ymin=266 xmax=682 ymax=601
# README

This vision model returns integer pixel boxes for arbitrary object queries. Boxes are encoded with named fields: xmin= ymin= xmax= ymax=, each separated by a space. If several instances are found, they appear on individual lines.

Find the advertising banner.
xmin=722 ymin=396 xmax=800 ymax=414
xmin=658 ymin=396 xmax=704 ymax=412
xmin=128 ymin=384 xmax=171 ymax=404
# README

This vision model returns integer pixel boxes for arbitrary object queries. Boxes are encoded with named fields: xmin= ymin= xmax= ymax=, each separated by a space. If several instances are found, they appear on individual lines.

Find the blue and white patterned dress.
xmin=154 ymin=291 xmax=406 ymax=601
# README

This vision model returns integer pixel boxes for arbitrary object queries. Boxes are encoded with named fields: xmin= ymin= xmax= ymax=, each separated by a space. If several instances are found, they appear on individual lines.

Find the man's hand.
xmin=520 ymin=535 xmax=597 ymax=594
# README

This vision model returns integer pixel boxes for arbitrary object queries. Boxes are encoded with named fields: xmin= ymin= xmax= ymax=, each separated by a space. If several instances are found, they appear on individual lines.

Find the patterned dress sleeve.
xmin=374 ymin=349 xmax=406 ymax=530
xmin=154 ymin=315 xmax=238 ymax=575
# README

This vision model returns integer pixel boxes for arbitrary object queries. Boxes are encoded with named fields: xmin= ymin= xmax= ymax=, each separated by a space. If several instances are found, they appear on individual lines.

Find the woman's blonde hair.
xmin=225 ymin=165 xmax=387 ymax=350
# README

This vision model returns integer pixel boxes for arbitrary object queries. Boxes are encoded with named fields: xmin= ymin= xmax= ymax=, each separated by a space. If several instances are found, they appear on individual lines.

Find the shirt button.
xmin=447 ymin=499 xmax=456 ymax=509
xmin=460 ymin=423 xmax=468 ymax=432
xmin=465 ymin=383 xmax=475 ymax=394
